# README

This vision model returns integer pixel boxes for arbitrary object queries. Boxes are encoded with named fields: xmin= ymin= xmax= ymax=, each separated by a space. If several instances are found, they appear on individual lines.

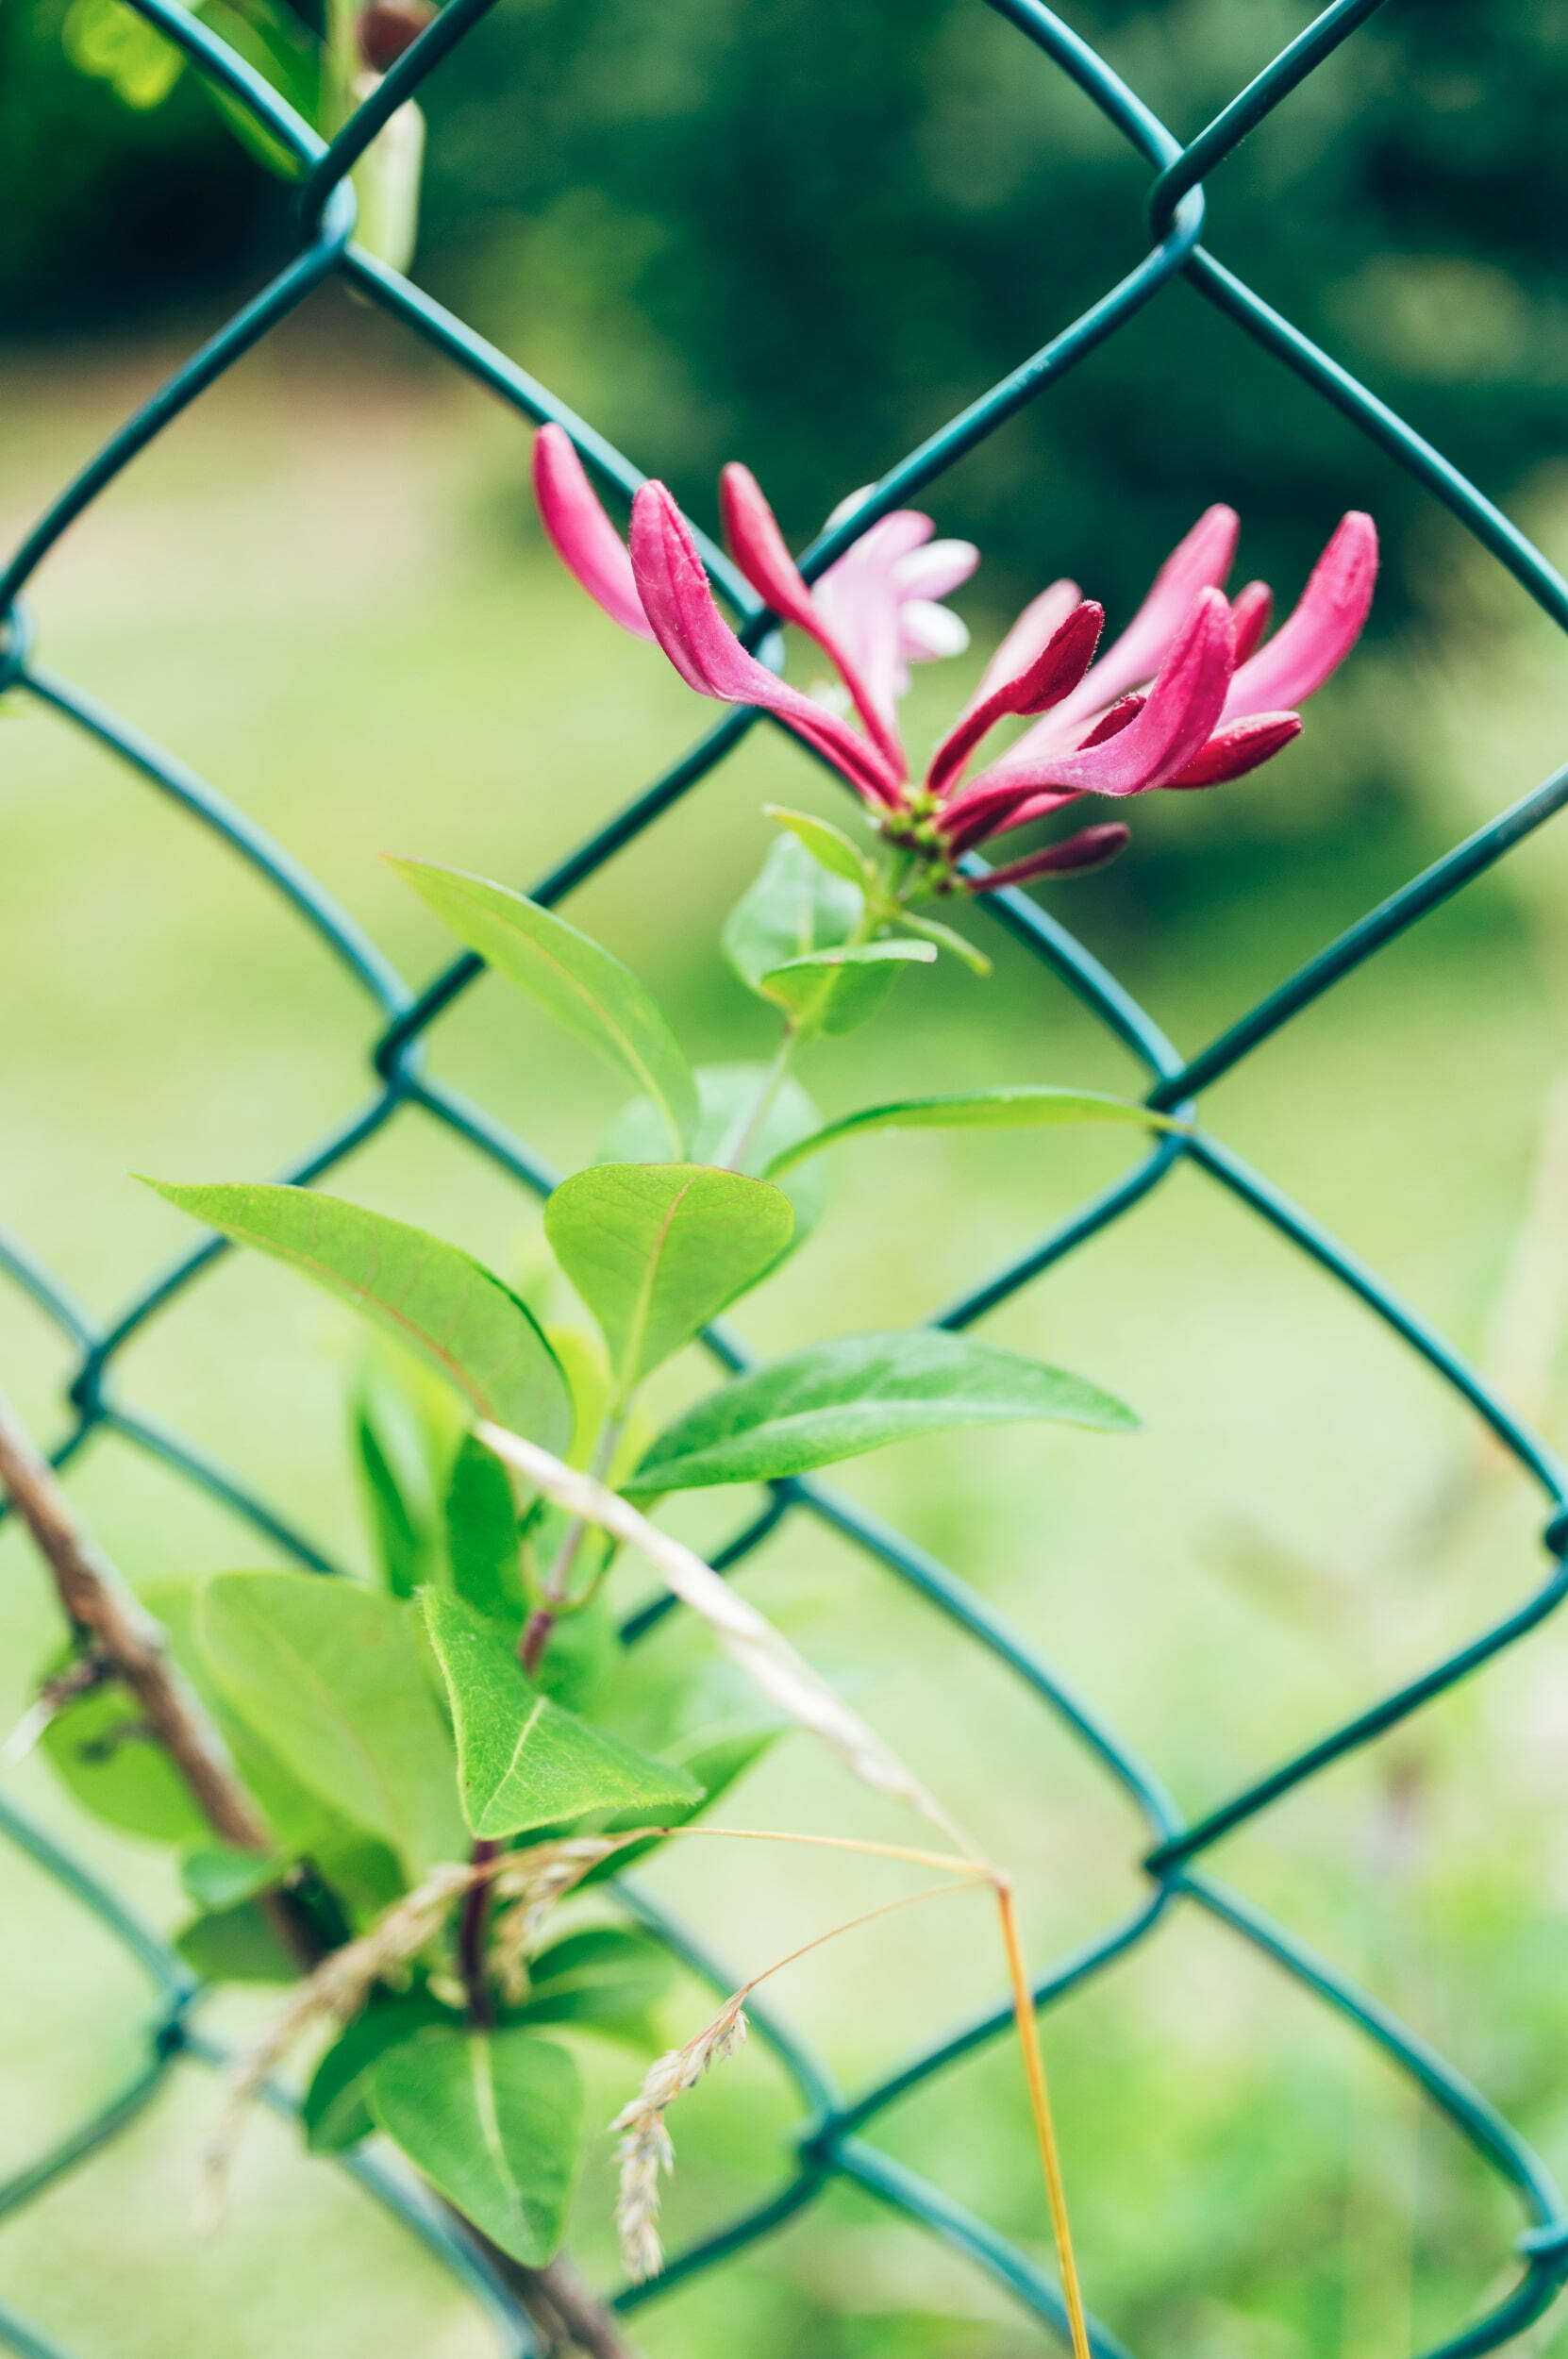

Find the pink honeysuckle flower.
xmin=530 ymin=424 xmax=1377 ymax=895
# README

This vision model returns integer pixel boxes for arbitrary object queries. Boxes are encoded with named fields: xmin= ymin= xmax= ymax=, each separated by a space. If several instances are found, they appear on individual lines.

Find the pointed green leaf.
xmin=894 ymin=907 xmax=993 ymax=977
xmin=723 ymin=832 xmax=861 ymax=996
xmin=175 ymin=1899 xmax=297 ymax=1984
xmin=764 ymin=1086 xmax=1182 ymax=1179
xmin=423 ymin=1590 xmax=701 ymax=1839
xmin=353 ymin=1383 xmax=438 ymax=1600
xmin=392 ymin=861 xmax=696 ymax=1155
xmin=598 ymin=1062 xmax=828 ymax=1244
xmin=626 ymin=1329 xmax=1138 ymax=1494
xmin=544 ymin=1163 xmax=793 ymax=1389
xmin=763 ymin=805 xmax=876 ymax=887
xmin=180 ymin=1845 xmax=285 ymax=1914
xmin=41 ymin=1671 xmax=209 ymax=1844
xmin=369 ymin=2027 xmax=582 ymax=2267
xmin=304 ymin=1992 xmax=453 ymax=2153
xmin=443 ymin=1430 xmax=526 ymax=1623
xmin=144 ymin=1180 xmax=572 ymax=1455
xmin=759 ymin=940 xmax=935 ymax=1037
xmin=195 ymin=1573 xmax=464 ymax=1875
xmin=515 ymin=1927 xmax=676 ymax=2040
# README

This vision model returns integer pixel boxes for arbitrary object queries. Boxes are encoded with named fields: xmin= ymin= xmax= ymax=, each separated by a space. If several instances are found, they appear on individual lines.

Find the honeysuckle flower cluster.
xmin=533 ymin=423 xmax=1377 ymax=897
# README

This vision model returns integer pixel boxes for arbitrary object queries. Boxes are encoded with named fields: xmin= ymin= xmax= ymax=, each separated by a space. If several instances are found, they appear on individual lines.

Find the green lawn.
xmin=5 ymin=314 xmax=1568 ymax=2359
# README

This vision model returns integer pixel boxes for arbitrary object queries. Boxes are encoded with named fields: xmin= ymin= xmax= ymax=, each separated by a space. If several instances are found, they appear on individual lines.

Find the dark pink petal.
xmin=629 ymin=482 xmax=906 ymax=806
xmin=941 ymin=782 xmax=1081 ymax=858
xmin=1079 ymin=694 xmax=1144 ymax=746
xmin=968 ymin=824 xmax=1130 ymax=891
xmin=1223 ymin=511 xmax=1376 ymax=721
xmin=532 ymin=424 xmax=653 ymax=642
xmin=718 ymin=462 xmax=823 ymax=636
xmin=1162 ymin=711 xmax=1301 ymax=790
xmin=1230 ymin=580 xmax=1273 ymax=665
xmin=1040 ymin=505 xmax=1239 ymax=740
xmin=976 ymin=580 xmax=1081 ymax=703
xmin=721 ymin=463 xmax=909 ymax=776
xmin=958 ymin=587 xmax=1236 ymax=806
xmin=926 ymin=601 xmax=1102 ymax=800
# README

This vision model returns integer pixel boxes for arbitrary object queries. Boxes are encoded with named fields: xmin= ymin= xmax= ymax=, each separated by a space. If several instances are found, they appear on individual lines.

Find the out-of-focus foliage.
xmin=10 ymin=0 xmax=1568 ymax=614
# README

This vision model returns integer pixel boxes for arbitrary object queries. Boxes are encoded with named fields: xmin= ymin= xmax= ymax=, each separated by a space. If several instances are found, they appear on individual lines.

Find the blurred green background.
xmin=7 ymin=2 xmax=1568 ymax=2355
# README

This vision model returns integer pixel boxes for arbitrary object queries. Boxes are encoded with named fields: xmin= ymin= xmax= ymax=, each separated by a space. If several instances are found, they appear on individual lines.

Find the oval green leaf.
xmin=369 ymin=2026 xmax=582 ymax=2267
xmin=144 ymin=1180 xmax=572 ymax=1456
xmin=764 ymin=1086 xmax=1184 ymax=1179
xmin=544 ymin=1163 xmax=794 ymax=1390
xmin=598 ymin=1062 xmax=828 ymax=1244
xmin=515 ymin=1926 xmax=676 ymax=2037
xmin=763 ymin=805 xmax=875 ymax=887
xmin=304 ymin=1992 xmax=454 ymax=2153
xmin=626 ymin=1328 xmax=1138 ymax=1495
xmin=195 ymin=1572 xmax=464 ymax=1875
xmin=391 ymin=860 xmax=697 ymax=1155
xmin=722 ymin=831 xmax=862 ymax=995
xmin=759 ymin=939 xmax=935 ymax=1037
xmin=423 ymin=1589 xmax=701 ymax=1839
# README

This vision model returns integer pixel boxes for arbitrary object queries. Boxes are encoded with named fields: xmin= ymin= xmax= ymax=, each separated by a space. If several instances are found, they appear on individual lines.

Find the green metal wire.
xmin=5 ymin=0 xmax=1568 ymax=2351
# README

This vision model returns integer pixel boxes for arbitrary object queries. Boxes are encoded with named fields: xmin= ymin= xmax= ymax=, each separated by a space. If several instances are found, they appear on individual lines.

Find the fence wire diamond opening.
xmin=7 ymin=1 xmax=1568 ymax=2352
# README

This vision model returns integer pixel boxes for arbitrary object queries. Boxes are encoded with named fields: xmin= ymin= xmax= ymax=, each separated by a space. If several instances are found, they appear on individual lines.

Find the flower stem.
xmin=995 ymin=1881 xmax=1091 ymax=2359
xmin=459 ymin=1836 xmax=502 ymax=2027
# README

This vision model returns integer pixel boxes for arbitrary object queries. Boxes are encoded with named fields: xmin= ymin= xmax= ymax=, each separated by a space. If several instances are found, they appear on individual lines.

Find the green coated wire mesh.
xmin=6 ymin=1 xmax=1568 ymax=2352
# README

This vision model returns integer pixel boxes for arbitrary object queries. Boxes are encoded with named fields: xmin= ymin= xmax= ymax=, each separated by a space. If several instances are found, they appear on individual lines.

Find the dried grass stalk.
xmin=476 ymin=1424 xmax=976 ymax=1859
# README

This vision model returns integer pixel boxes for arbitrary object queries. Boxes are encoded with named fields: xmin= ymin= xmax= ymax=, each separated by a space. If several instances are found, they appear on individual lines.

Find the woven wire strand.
xmin=6 ymin=2 xmax=1568 ymax=2352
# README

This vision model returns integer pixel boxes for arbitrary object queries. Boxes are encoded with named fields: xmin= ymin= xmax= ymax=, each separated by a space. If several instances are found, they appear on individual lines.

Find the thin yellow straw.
xmin=995 ymin=1881 xmax=1092 ymax=2359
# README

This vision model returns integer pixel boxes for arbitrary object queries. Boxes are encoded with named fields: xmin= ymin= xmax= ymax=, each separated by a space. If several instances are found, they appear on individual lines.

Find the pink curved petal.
xmin=969 ymin=824 xmax=1130 ymax=892
xmin=927 ymin=602 xmax=1102 ymax=800
xmin=1230 ymin=580 xmax=1273 ymax=665
xmin=942 ymin=783 xmax=1082 ymax=855
xmin=1043 ymin=504 xmax=1239 ymax=736
xmin=721 ymin=463 xmax=909 ymax=776
xmin=813 ymin=510 xmax=937 ymax=725
xmin=718 ymin=462 xmax=823 ymax=637
xmin=898 ymin=600 xmax=970 ymax=661
xmin=1223 ymin=511 xmax=1377 ymax=720
xmin=532 ymin=424 xmax=653 ymax=642
xmin=1162 ymin=711 xmax=1300 ymax=790
xmin=976 ymin=580 xmax=1082 ymax=703
xmin=959 ymin=587 xmax=1235 ymax=806
xmin=629 ymin=482 xmax=906 ymax=807
xmin=892 ymin=539 xmax=979 ymax=603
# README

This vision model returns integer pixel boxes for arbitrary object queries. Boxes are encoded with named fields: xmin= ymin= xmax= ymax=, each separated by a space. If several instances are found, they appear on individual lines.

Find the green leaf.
xmin=544 ymin=1163 xmax=793 ymax=1390
xmin=180 ymin=1845 xmax=284 ymax=1913
xmin=423 ymin=1590 xmax=701 ymax=1839
xmin=176 ymin=1899 xmax=297 ymax=1983
xmin=353 ymin=1382 xmax=438 ymax=1600
xmin=145 ymin=1180 xmax=572 ymax=1456
xmin=894 ymin=907 xmax=993 ymax=977
xmin=195 ymin=1573 xmax=464 ymax=1875
xmin=304 ymin=1992 xmax=453 ymax=2153
xmin=41 ymin=1674 xmax=209 ymax=1845
xmin=369 ymin=2027 xmax=582 ymax=2267
xmin=626 ymin=1329 xmax=1138 ymax=1494
xmin=443 ymin=1430 xmax=526 ymax=1623
xmin=723 ymin=833 xmax=861 ymax=996
xmin=598 ymin=1062 xmax=828 ymax=1245
xmin=759 ymin=940 xmax=935 ymax=1037
xmin=763 ymin=805 xmax=875 ymax=888
xmin=764 ymin=1086 xmax=1181 ymax=1180
xmin=514 ymin=1927 xmax=676 ymax=2039
xmin=391 ymin=861 xmax=696 ymax=1155
xmin=529 ymin=1596 xmax=618 ymax=1717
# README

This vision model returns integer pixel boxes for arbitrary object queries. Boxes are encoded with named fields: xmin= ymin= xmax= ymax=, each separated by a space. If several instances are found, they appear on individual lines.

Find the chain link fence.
xmin=6 ymin=0 xmax=1568 ymax=2351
